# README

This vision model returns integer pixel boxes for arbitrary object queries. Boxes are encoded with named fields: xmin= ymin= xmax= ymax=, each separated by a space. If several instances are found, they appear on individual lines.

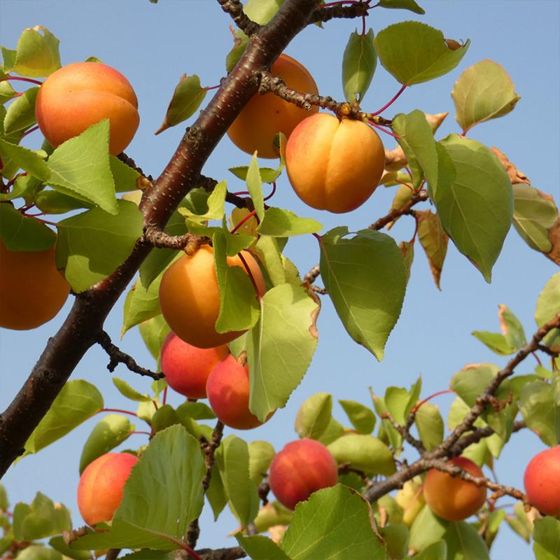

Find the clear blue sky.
xmin=1 ymin=1 xmax=559 ymax=558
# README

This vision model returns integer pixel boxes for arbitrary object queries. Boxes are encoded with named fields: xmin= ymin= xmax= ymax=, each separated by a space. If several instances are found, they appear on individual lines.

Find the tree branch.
xmin=97 ymin=331 xmax=162 ymax=380
xmin=0 ymin=0 xmax=323 ymax=479
xmin=218 ymin=0 xmax=260 ymax=36
xmin=309 ymin=1 xmax=370 ymax=24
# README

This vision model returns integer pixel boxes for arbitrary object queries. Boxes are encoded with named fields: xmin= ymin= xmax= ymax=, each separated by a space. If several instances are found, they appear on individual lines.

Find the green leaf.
xmin=248 ymin=441 xmax=275 ymax=484
xmin=0 ymin=138 xmax=50 ymax=181
xmin=229 ymin=165 xmax=281 ymax=184
xmin=16 ymin=545 xmax=62 ymax=560
xmin=0 ymin=484 xmax=8 ymax=511
xmin=452 ymin=59 xmax=521 ymax=133
xmin=380 ymin=523 xmax=409 ymax=559
xmin=79 ymin=414 xmax=135 ymax=474
xmin=246 ymin=154 xmax=265 ymax=220
xmin=46 ymin=120 xmax=119 ymax=214
xmin=13 ymin=26 xmax=61 ymax=77
xmin=417 ymin=210 xmax=448 ymax=289
xmin=498 ymin=304 xmax=527 ymax=349
xmin=377 ymin=0 xmax=425 ymax=14
xmin=139 ymin=314 xmax=171 ymax=361
xmin=0 ymin=79 xmax=18 ymax=104
xmin=435 ymin=135 xmax=513 ymax=282
xmin=57 ymin=200 xmax=143 ymax=293
xmin=237 ymin=535 xmax=290 ymax=560
xmin=253 ymin=235 xmax=287 ymax=287
xmin=206 ymin=464 xmax=227 ymax=521
xmin=339 ymin=400 xmax=376 ymax=434
xmin=471 ymin=331 xmax=515 ymax=355
xmin=226 ymin=29 xmax=249 ymax=73
xmin=375 ymin=22 xmax=469 ymax=85
xmin=14 ymin=493 xmax=71 ymax=541
xmin=534 ymin=518 xmax=560 ymax=560
xmin=214 ymin=230 xmax=261 ymax=334
xmin=25 ymin=380 xmax=103 ymax=454
xmin=155 ymin=74 xmax=207 ymax=134
xmin=444 ymin=521 xmax=490 ymax=560
xmin=513 ymin=184 xmax=558 ymax=255
xmin=412 ymin=541 xmax=447 ymax=560
xmin=0 ymin=203 xmax=55 ymax=251
xmin=110 ymin=155 xmax=142 ymax=192
xmin=281 ymin=485 xmax=385 ymax=560
xmin=415 ymin=403 xmax=444 ymax=451
xmin=243 ymin=0 xmax=284 ymax=24
xmin=505 ymin=502 xmax=532 ymax=543
xmin=320 ymin=228 xmax=407 ymax=360
xmin=35 ymin=190 xmax=94 ymax=214
xmin=295 ymin=393 xmax=333 ymax=440
xmin=216 ymin=435 xmax=259 ymax=527
xmin=257 ymin=207 xmax=322 ymax=237
xmin=254 ymin=502 xmax=293 ymax=533
xmin=342 ymin=29 xmax=377 ymax=103
xmin=247 ymin=283 xmax=319 ymax=421
xmin=4 ymin=87 xmax=38 ymax=134
xmin=73 ymin=425 xmax=205 ymax=550
xmin=519 ymin=379 xmax=560 ymax=446
xmin=535 ymin=272 xmax=560 ymax=351
xmin=176 ymin=401 xmax=216 ymax=421
xmin=49 ymin=536 xmax=91 ymax=560
xmin=327 ymin=434 xmax=395 ymax=475
xmin=113 ymin=378 xmax=152 ymax=402
xmin=122 ymin=276 xmax=163 ymax=335
xmin=409 ymin=506 xmax=447 ymax=553
xmin=391 ymin=110 xmax=440 ymax=190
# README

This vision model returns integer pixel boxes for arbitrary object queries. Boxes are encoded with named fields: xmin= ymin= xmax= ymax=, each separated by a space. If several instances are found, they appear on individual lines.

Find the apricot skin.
xmin=159 ymin=245 xmax=265 ymax=349
xmin=206 ymin=354 xmax=265 ymax=430
xmin=77 ymin=452 xmax=138 ymax=525
xmin=35 ymin=62 xmax=139 ymax=155
xmin=160 ymin=332 xmax=229 ymax=399
xmin=0 ymin=240 xmax=70 ymax=330
xmin=285 ymin=113 xmax=385 ymax=213
xmin=423 ymin=457 xmax=487 ymax=521
xmin=227 ymin=54 xmax=319 ymax=159
xmin=268 ymin=438 xmax=338 ymax=510
xmin=524 ymin=446 xmax=560 ymax=516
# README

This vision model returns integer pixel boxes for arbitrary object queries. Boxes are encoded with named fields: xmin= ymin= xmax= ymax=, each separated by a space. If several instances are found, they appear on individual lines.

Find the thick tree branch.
xmin=0 ymin=0 xmax=322 ymax=479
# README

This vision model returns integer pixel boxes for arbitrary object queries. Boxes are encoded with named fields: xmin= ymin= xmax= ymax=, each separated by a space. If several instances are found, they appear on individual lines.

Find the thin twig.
xmin=309 ymin=1 xmax=370 ymax=24
xmin=218 ymin=0 xmax=260 ymax=36
xmin=96 ymin=331 xmax=162 ymax=380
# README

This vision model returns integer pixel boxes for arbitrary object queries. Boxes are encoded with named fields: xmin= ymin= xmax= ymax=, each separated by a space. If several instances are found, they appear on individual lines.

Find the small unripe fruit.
xmin=0 ymin=240 xmax=70 ymax=330
xmin=77 ymin=452 xmax=138 ymax=525
xmin=423 ymin=457 xmax=487 ymax=521
xmin=159 ymin=245 xmax=265 ymax=349
xmin=160 ymin=332 xmax=229 ymax=399
xmin=269 ymin=438 xmax=338 ymax=510
xmin=227 ymin=54 xmax=319 ymax=159
xmin=206 ymin=354 xmax=265 ymax=429
xmin=285 ymin=113 xmax=385 ymax=213
xmin=524 ymin=446 xmax=560 ymax=516
xmin=35 ymin=62 xmax=139 ymax=155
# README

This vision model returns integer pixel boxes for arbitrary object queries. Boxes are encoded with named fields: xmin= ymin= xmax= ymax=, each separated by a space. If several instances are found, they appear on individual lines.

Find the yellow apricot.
xmin=0 ymin=240 xmax=70 ymax=330
xmin=159 ymin=245 xmax=265 ymax=349
xmin=227 ymin=54 xmax=319 ymax=159
xmin=285 ymin=113 xmax=385 ymax=213
xmin=35 ymin=62 xmax=139 ymax=155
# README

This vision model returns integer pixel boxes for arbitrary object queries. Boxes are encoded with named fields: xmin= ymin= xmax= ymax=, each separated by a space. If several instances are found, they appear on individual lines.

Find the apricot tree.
xmin=0 ymin=1 xmax=559 ymax=560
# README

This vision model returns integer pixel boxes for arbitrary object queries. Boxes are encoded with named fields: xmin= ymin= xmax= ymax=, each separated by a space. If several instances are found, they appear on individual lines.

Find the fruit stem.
xmin=237 ymin=251 xmax=261 ymax=298
xmin=371 ymin=84 xmax=408 ymax=116
xmin=100 ymin=408 xmax=138 ymax=418
xmin=369 ymin=121 xmax=399 ymax=139
xmin=1 ymin=75 xmax=43 ymax=86
xmin=162 ymin=385 xmax=168 ymax=406
xmin=263 ymin=181 xmax=277 ymax=202
xmin=22 ymin=125 xmax=39 ymax=137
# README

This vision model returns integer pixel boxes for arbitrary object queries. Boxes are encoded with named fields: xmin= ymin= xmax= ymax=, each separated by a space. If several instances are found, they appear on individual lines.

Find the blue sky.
xmin=1 ymin=1 xmax=559 ymax=558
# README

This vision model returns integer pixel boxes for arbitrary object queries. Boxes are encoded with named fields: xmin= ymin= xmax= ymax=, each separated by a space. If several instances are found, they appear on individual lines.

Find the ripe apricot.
xmin=159 ymin=245 xmax=265 ymax=349
xmin=423 ymin=457 xmax=487 ymax=521
xmin=0 ymin=240 xmax=70 ymax=330
xmin=206 ymin=354 xmax=266 ymax=429
xmin=35 ymin=61 xmax=139 ymax=155
xmin=285 ymin=113 xmax=385 ymax=213
xmin=77 ymin=452 xmax=138 ymax=525
xmin=227 ymin=54 xmax=318 ymax=158
xmin=524 ymin=446 xmax=560 ymax=516
xmin=160 ymin=332 xmax=229 ymax=399
xmin=268 ymin=438 xmax=338 ymax=510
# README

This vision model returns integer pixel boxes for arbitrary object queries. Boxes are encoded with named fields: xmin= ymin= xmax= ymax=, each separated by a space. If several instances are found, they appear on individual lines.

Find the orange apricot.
xmin=285 ymin=113 xmax=385 ymax=213
xmin=269 ymin=438 xmax=338 ymax=510
xmin=160 ymin=332 xmax=229 ymax=399
xmin=0 ymin=240 xmax=70 ymax=330
xmin=77 ymin=452 xmax=138 ymax=525
xmin=206 ymin=354 xmax=267 ymax=429
xmin=423 ymin=456 xmax=487 ymax=521
xmin=524 ymin=446 xmax=560 ymax=516
xmin=35 ymin=61 xmax=139 ymax=155
xmin=227 ymin=54 xmax=318 ymax=159
xmin=159 ymin=245 xmax=265 ymax=349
